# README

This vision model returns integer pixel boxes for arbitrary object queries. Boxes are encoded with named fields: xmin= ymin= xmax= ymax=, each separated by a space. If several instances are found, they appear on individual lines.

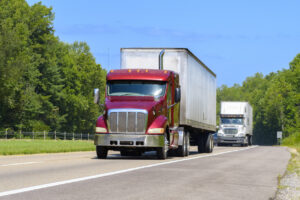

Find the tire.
xmin=197 ymin=134 xmax=206 ymax=153
xmin=184 ymin=131 xmax=190 ymax=156
xmin=157 ymin=134 xmax=168 ymax=160
xmin=167 ymin=149 xmax=175 ymax=157
xmin=96 ymin=146 xmax=108 ymax=159
xmin=248 ymin=135 xmax=252 ymax=146
xmin=177 ymin=132 xmax=186 ymax=157
xmin=205 ymin=134 xmax=214 ymax=153
xmin=198 ymin=133 xmax=213 ymax=153
xmin=244 ymin=136 xmax=249 ymax=147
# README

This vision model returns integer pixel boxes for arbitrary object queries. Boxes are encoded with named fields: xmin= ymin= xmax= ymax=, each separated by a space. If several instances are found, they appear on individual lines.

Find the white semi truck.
xmin=217 ymin=101 xmax=253 ymax=146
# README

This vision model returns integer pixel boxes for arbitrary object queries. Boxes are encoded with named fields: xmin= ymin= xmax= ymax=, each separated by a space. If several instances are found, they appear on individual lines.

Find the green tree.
xmin=59 ymin=42 xmax=106 ymax=133
xmin=0 ymin=0 xmax=107 ymax=133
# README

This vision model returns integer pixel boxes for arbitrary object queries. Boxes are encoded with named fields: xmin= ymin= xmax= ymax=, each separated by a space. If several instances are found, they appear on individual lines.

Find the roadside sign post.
xmin=277 ymin=131 xmax=282 ymax=145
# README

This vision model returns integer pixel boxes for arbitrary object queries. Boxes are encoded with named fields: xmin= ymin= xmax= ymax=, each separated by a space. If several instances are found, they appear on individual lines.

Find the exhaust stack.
xmin=159 ymin=49 xmax=165 ymax=70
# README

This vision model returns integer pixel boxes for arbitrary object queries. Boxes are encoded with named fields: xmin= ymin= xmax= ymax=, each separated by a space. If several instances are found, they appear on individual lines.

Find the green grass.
xmin=0 ymin=139 xmax=95 ymax=155
xmin=282 ymin=131 xmax=300 ymax=175
xmin=276 ymin=132 xmax=300 ymax=196
xmin=282 ymin=131 xmax=300 ymax=147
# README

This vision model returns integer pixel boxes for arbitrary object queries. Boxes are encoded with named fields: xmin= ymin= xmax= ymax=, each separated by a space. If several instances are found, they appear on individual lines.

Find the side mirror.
xmin=175 ymin=88 xmax=181 ymax=103
xmin=94 ymin=88 xmax=100 ymax=104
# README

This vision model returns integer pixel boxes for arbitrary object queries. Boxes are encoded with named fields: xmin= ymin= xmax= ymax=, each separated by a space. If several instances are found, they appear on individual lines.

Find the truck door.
xmin=167 ymin=81 xmax=173 ymax=127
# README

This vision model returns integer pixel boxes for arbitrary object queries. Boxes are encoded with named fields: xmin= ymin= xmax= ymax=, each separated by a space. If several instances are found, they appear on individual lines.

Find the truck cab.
xmin=217 ymin=101 xmax=253 ymax=146
xmin=217 ymin=115 xmax=248 ymax=145
xmin=94 ymin=69 xmax=187 ymax=159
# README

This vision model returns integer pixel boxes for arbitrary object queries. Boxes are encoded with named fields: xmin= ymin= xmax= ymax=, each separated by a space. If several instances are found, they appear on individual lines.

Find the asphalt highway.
xmin=0 ymin=146 xmax=290 ymax=200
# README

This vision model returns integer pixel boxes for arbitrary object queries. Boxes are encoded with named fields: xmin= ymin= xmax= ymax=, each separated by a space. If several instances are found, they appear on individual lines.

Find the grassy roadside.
xmin=0 ymin=139 xmax=95 ymax=155
xmin=275 ymin=132 xmax=300 ymax=199
xmin=282 ymin=132 xmax=300 ymax=175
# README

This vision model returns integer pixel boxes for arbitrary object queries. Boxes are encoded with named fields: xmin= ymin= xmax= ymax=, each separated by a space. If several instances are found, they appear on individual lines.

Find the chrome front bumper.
xmin=217 ymin=136 xmax=246 ymax=144
xmin=94 ymin=134 xmax=164 ymax=147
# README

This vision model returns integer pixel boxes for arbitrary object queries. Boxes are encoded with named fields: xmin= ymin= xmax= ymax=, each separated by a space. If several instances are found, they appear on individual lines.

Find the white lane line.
xmin=0 ymin=162 xmax=41 ymax=167
xmin=0 ymin=146 xmax=258 ymax=197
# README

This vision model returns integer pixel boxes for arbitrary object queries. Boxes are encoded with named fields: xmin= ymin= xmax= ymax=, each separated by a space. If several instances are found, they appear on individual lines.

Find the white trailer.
xmin=217 ymin=101 xmax=253 ymax=146
xmin=121 ymin=48 xmax=216 ymax=152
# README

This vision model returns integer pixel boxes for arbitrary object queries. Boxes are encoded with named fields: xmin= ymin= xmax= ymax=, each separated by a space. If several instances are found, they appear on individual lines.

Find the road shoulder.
xmin=275 ymin=147 xmax=300 ymax=200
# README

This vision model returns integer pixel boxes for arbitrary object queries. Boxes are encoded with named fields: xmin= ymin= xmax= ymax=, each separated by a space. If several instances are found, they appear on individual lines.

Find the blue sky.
xmin=27 ymin=0 xmax=300 ymax=87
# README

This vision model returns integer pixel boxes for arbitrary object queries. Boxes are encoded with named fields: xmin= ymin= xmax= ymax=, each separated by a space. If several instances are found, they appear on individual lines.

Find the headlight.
xmin=148 ymin=128 xmax=164 ymax=134
xmin=95 ymin=127 xmax=107 ymax=133
xmin=239 ymin=126 xmax=246 ymax=132
xmin=239 ymin=133 xmax=245 ymax=137
xmin=217 ymin=131 xmax=223 ymax=136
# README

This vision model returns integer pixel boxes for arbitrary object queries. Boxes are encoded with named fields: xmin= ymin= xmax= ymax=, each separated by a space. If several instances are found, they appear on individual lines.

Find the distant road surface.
xmin=0 ymin=146 xmax=290 ymax=200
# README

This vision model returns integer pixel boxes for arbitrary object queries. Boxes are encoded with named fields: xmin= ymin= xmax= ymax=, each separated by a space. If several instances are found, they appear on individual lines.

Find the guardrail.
xmin=0 ymin=131 xmax=94 ymax=141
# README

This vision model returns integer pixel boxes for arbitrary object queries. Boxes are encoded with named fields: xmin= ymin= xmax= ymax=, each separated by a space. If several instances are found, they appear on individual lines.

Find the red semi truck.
xmin=94 ymin=48 xmax=216 ymax=159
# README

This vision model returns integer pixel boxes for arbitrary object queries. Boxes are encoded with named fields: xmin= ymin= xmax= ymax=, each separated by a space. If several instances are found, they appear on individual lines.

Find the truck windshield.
xmin=221 ymin=118 xmax=243 ymax=125
xmin=107 ymin=80 xmax=167 ymax=97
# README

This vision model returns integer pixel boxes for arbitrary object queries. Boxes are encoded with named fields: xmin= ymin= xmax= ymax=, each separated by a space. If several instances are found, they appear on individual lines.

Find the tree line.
xmin=217 ymin=55 xmax=300 ymax=145
xmin=0 ymin=0 xmax=106 ymax=134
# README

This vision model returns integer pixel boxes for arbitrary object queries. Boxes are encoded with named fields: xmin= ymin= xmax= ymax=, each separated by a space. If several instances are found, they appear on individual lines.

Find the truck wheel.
xmin=248 ymin=135 xmax=252 ymax=146
xmin=244 ymin=136 xmax=249 ymax=147
xmin=205 ymin=134 xmax=213 ymax=153
xmin=177 ymin=132 xmax=186 ymax=157
xmin=184 ymin=131 xmax=190 ymax=156
xmin=157 ymin=134 xmax=168 ymax=160
xmin=197 ymin=134 xmax=206 ymax=153
xmin=167 ymin=149 xmax=175 ymax=157
xmin=96 ymin=146 xmax=108 ymax=159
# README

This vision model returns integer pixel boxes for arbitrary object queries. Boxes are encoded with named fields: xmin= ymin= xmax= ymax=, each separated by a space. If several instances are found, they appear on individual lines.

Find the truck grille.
xmin=108 ymin=109 xmax=148 ymax=134
xmin=224 ymin=128 xmax=238 ymax=135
